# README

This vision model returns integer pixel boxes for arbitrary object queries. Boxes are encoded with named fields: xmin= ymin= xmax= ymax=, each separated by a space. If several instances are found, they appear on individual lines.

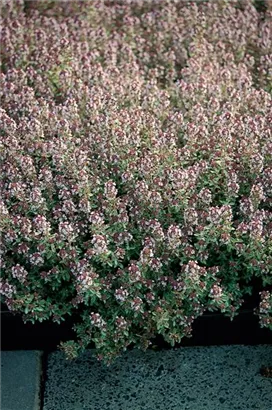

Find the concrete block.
xmin=43 ymin=345 xmax=272 ymax=410
xmin=1 ymin=351 xmax=42 ymax=410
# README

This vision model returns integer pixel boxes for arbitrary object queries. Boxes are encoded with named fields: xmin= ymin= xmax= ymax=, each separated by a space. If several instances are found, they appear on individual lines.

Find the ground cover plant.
xmin=0 ymin=0 xmax=271 ymax=364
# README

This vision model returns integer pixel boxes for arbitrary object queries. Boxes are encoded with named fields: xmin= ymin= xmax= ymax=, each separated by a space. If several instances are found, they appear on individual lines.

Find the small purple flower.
xmin=0 ymin=279 xmax=16 ymax=298
xmin=29 ymin=252 xmax=44 ymax=266
xmin=90 ymin=312 xmax=106 ymax=328
xmin=11 ymin=264 xmax=28 ymax=283
xmin=115 ymin=287 xmax=128 ymax=303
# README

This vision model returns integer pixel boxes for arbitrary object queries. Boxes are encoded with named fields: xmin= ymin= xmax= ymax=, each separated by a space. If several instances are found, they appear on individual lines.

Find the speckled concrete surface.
xmin=43 ymin=345 xmax=272 ymax=410
xmin=1 ymin=351 xmax=42 ymax=410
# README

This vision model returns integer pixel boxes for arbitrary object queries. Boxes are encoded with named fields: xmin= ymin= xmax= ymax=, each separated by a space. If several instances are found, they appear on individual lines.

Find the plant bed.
xmin=2 ymin=277 xmax=269 ymax=351
xmin=0 ymin=0 xmax=271 ymax=365
xmin=1 ymin=275 xmax=270 ymax=352
xmin=1 ymin=307 xmax=76 ymax=351
xmin=2 ymin=304 xmax=271 ymax=351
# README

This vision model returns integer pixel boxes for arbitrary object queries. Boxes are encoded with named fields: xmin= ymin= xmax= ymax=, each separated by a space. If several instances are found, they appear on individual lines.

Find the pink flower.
xmin=90 ymin=312 xmax=106 ymax=328
xmin=104 ymin=180 xmax=118 ymax=200
xmin=89 ymin=212 xmax=104 ymax=227
xmin=140 ymin=246 xmax=154 ymax=265
xmin=210 ymin=284 xmax=223 ymax=299
xmin=115 ymin=316 xmax=128 ymax=330
xmin=11 ymin=264 xmax=28 ymax=283
xmin=115 ymin=287 xmax=128 ymax=303
xmin=91 ymin=234 xmax=108 ymax=255
xmin=184 ymin=208 xmax=198 ymax=226
xmin=131 ymin=297 xmax=143 ymax=312
xmin=128 ymin=263 xmax=142 ymax=282
xmin=167 ymin=225 xmax=182 ymax=249
xmin=0 ymin=279 xmax=16 ymax=298
xmin=29 ymin=252 xmax=44 ymax=266
xmin=58 ymin=222 xmax=78 ymax=241
xmin=33 ymin=215 xmax=51 ymax=236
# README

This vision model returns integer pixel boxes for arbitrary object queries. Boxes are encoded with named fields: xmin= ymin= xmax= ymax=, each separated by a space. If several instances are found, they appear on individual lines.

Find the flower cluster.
xmin=258 ymin=291 xmax=272 ymax=330
xmin=1 ymin=0 xmax=271 ymax=364
xmin=11 ymin=264 xmax=28 ymax=283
